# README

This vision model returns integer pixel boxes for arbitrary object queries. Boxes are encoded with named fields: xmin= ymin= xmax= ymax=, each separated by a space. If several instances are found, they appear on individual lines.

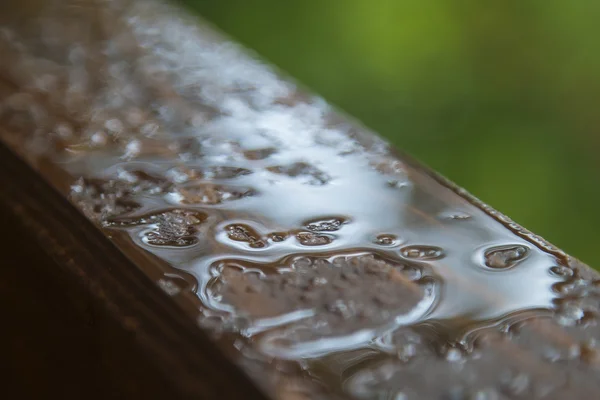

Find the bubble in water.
xmin=304 ymin=216 xmax=347 ymax=232
xmin=225 ymin=224 xmax=266 ymax=248
xmin=483 ymin=245 xmax=529 ymax=269
xmin=400 ymin=245 xmax=445 ymax=260
xmin=267 ymin=162 xmax=331 ymax=186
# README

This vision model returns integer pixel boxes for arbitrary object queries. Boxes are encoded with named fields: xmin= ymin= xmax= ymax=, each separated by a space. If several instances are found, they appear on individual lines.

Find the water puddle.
xmin=1 ymin=0 xmax=598 ymax=398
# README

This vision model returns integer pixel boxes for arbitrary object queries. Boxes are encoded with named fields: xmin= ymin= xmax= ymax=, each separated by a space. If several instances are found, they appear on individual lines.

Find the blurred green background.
xmin=181 ymin=0 xmax=600 ymax=268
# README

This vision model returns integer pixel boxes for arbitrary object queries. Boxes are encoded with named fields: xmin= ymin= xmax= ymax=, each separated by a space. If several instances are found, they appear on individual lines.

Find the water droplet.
xmin=170 ymin=184 xmax=256 ymax=205
xmin=555 ymin=304 xmax=585 ymax=326
xmin=225 ymin=224 xmax=266 ymax=248
xmin=374 ymin=234 xmax=398 ymax=246
xmin=268 ymin=232 xmax=288 ymax=242
xmin=204 ymin=166 xmax=253 ymax=180
xmin=243 ymin=147 xmax=277 ymax=160
xmin=157 ymin=278 xmax=181 ymax=296
xmin=140 ymin=122 xmax=159 ymax=136
xmin=471 ymin=388 xmax=500 ymax=400
xmin=54 ymin=122 xmax=73 ymax=139
xmin=443 ymin=347 xmax=464 ymax=363
xmin=499 ymin=371 xmax=530 ymax=396
xmin=295 ymin=232 xmax=333 ymax=246
xmin=400 ymin=245 xmax=444 ymax=260
xmin=105 ymin=118 xmax=124 ymax=133
xmin=90 ymin=131 xmax=108 ymax=146
xmin=441 ymin=211 xmax=472 ymax=221
xmin=397 ymin=343 xmax=417 ymax=362
xmin=484 ymin=245 xmax=528 ymax=269
xmin=304 ymin=216 xmax=347 ymax=232
xmin=267 ymin=162 xmax=330 ymax=186
xmin=372 ymin=158 xmax=406 ymax=177
xmin=549 ymin=265 xmax=574 ymax=279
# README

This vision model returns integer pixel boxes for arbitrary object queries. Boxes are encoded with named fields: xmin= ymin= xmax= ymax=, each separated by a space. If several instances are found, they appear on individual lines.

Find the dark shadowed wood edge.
xmin=0 ymin=140 xmax=269 ymax=400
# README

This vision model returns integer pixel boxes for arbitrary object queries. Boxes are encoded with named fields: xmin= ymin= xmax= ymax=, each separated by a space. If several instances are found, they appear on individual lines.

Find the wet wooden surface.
xmin=1 ymin=1 xmax=600 ymax=399
xmin=0 ymin=142 xmax=268 ymax=399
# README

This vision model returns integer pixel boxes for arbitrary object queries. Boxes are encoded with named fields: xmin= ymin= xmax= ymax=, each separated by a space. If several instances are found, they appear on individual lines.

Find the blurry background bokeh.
xmin=182 ymin=0 xmax=600 ymax=268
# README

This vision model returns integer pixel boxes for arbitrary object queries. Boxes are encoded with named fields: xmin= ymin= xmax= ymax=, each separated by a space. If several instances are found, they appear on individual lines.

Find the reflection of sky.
xmin=50 ymin=0 xmax=562 ymax=356
xmin=180 ymin=101 xmax=560 ymax=326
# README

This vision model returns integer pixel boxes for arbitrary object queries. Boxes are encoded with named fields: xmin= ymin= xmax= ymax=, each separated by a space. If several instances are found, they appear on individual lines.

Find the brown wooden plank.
xmin=1 ymin=0 xmax=600 ymax=399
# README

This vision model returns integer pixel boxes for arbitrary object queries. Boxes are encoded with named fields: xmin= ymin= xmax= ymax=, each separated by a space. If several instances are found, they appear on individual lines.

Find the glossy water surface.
xmin=1 ymin=1 xmax=600 ymax=398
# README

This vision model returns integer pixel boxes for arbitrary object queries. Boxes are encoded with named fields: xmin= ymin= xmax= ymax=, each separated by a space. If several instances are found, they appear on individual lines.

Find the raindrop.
xmin=157 ymin=278 xmax=181 ymax=296
xmin=268 ymin=232 xmax=288 ymax=242
xmin=499 ymin=371 xmax=530 ymax=396
xmin=400 ymin=245 xmax=444 ymax=260
xmin=296 ymin=232 xmax=333 ymax=246
xmin=304 ymin=216 xmax=347 ymax=232
xmin=225 ymin=224 xmax=266 ymax=248
xmin=243 ymin=147 xmax=277 ymax=160
xmin=267 ymin=162 xmax=330 ymax=186
xmin=549 ymin=265 xmax=574 ymax=279
xmin=170 ymin=184 xmax=256 ymax=205
xmin=484 ymin=245 xmax=528 ymax=269
xmin=374 ymin=234 xmax=398 ymax=246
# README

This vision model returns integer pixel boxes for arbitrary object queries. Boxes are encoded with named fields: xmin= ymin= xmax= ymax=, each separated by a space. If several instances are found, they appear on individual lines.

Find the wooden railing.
xmin=1 ymin=1 xmax=599 ymax=399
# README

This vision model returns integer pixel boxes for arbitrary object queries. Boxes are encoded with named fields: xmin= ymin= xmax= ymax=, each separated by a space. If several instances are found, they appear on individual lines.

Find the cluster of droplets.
xmin=550 ymin=263 xmax=600 ymax=328
xmin=2 ymin=1 xmax=600 ymax=399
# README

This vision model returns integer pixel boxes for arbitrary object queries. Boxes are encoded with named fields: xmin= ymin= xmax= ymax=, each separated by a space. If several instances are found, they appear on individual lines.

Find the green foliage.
xmin=181 ymin=0 xmax=600 ymax=267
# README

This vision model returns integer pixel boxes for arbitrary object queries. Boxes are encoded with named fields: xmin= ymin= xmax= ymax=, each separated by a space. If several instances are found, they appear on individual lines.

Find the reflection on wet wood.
xmin=1 ymin=0 xmax=600 ymax=398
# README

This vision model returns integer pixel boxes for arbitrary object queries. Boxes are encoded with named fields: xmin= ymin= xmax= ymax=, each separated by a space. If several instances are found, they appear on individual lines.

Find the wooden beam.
xmin=1 ymin=0 xmax=599 ymax=398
